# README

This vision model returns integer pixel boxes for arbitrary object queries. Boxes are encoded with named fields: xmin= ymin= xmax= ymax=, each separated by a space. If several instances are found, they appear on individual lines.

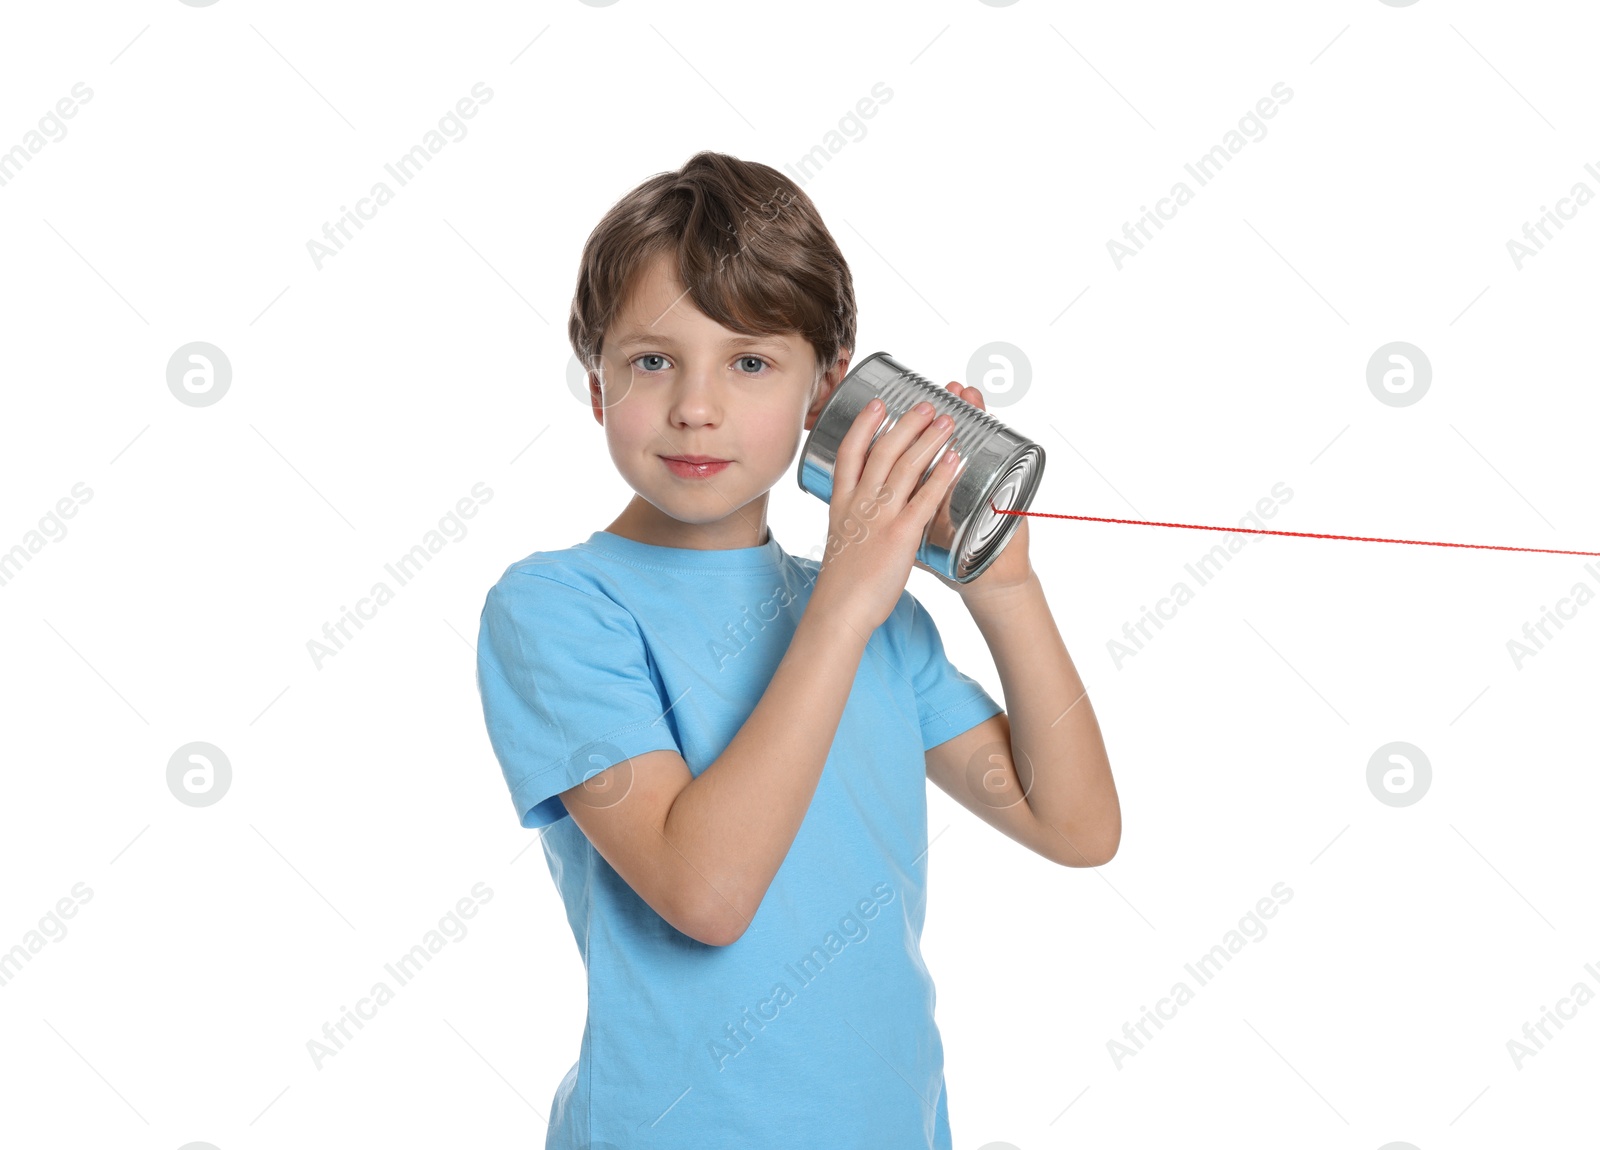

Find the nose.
xmin=665 ymin=360 xmax=724 ymax=427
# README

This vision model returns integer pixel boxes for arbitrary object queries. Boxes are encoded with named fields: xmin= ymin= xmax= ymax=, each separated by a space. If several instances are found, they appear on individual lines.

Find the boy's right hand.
xmin=811 ymin=397 xmax=962 ymax=635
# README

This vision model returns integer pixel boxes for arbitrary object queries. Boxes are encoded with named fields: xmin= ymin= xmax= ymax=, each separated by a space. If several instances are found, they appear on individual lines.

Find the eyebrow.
xmin=610 ymin=329 xmax=792 ymax=350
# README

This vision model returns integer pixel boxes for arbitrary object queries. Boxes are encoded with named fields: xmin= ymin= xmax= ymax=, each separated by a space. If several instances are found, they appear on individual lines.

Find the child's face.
xmin=590 ymin=250 xmax=848 ymax=549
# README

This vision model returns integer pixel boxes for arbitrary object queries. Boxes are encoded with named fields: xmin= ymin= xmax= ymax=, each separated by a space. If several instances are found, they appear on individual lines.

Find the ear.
xmin=803 ymin=349 xmax=852 ymax=431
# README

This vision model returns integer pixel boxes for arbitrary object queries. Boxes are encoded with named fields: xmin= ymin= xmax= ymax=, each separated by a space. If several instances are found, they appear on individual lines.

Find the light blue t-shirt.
xmin=475 ymin=528 xmax=1002 ymax=1150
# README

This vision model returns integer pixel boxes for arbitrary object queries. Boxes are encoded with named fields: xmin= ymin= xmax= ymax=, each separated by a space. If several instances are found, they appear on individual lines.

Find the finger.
xmin=909 ymin=437 xmax=962 ymax=520
xmin=833 ymin=397 xmax=888 ymax=498
xmin=860 ymin=403 xmax=941 ymax=505
xmin=883 ymin=413 xmax=957 ymax=507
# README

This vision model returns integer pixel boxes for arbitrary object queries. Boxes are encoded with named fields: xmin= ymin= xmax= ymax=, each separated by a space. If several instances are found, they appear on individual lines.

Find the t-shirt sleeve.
xmin=894 ymin=589 xmax=1004 ymax=751
xmin=476 ymin=571 xmax=683 ymax=829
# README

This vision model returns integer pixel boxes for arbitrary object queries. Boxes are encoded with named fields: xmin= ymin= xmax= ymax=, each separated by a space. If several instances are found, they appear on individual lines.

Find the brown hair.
xmin=568 ymin=151 xmax=856 ymax=389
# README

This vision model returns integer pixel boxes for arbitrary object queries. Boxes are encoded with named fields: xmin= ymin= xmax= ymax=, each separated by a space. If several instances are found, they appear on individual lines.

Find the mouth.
xmin=661 ymin=455 xmax=731 ymax=478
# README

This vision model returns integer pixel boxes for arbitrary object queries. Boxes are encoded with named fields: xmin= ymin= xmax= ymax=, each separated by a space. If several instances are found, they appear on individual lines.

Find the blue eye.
xmin=628 ymin=354 xmax=772 ymax=376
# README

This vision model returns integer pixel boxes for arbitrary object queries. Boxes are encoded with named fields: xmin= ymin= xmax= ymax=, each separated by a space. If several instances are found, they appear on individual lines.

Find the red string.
xmin=988 ymin=505 xmax=1600 ymax=558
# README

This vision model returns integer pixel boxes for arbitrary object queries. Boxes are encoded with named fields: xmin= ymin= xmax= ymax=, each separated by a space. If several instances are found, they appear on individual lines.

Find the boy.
xmin=476 ymin=151 xmax=1119 ymax=1149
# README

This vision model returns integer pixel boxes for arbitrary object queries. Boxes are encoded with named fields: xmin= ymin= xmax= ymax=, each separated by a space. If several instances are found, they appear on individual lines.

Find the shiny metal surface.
xmin=796 ymin=351 xmax=1045 ymax=584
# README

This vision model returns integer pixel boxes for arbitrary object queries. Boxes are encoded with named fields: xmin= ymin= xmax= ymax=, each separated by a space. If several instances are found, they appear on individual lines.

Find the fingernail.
xmin=914 ymin=401 xmax=933 ymax=415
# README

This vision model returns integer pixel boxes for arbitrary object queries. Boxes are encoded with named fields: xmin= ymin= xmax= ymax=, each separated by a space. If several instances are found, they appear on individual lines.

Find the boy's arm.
xmin=924 ymin=571 xmax=1120 ymax=867
xmin=560 ymin=595 xmax=872 ymax=947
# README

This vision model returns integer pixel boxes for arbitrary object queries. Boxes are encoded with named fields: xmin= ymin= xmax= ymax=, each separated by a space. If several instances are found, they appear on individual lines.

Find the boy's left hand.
xmin=911 ymin=382 xmax=1035 ymax=599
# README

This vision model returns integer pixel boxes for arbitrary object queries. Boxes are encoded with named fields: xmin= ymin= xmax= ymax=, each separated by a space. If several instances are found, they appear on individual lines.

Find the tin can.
xmin=796 ymin=351 xmax=1046 ymax=584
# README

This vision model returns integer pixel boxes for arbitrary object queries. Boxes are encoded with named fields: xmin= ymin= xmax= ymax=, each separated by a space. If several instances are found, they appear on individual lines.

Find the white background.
xmin=2 ymin=2 xmax=1597 ymax=1147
